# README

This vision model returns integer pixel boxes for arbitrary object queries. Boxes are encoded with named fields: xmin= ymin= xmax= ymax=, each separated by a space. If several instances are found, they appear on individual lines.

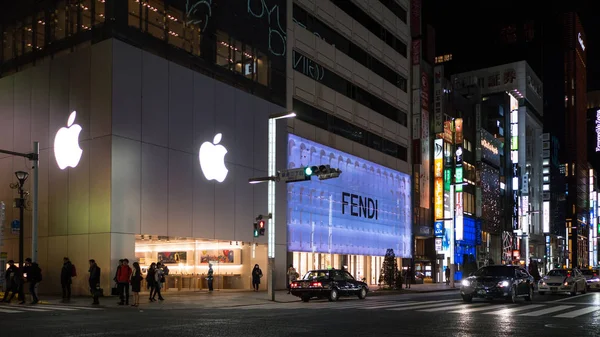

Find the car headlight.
xmin=540 ymin=281 xmax=546 ymax=286
xmin=497 ymin=280 xmax=510 ymax=288
xmin=461 ymin=279 xmax=471 ymax=287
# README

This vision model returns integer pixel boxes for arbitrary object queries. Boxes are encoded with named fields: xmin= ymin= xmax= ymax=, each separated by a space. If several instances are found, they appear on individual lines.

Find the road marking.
xmin=35 ymin=305 xmax=79 ymax=311
xmin=4 ymin=306 xmax=50 ymax=312
xmin=553 ymin=306 xmax=600 ymax=318
xmin=483 ymin=304 xmax=545 ymax=315
xmin=0 ymin=308 xmax=21 ymax=313
xmin=419 ymin=303 xmax=489 ymax=312
xmin=550 ymin=292 xmax=594 ymax=303
xmin=388 ymin=301 xmax=462 ymax=311
xmin=451 ymin=305 xmax=513 ymax=313
xmin=359 ymin=301 xmax=418 ymax=309
xmin=52 ymin=305 xmax=104 ymax=310
xmin=363 ymin=299 xmax=457 ymax=310
xmin=520 ymin=305 xmax=573 ymax=317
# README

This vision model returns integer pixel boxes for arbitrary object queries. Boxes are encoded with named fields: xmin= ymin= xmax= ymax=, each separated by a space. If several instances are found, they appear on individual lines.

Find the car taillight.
xmin=310 ymin=282 xmax=322 ymax=288
xmin=291 ymin=283 xmax=298 ymax=288
xmin=567 ymin=274 xmax=571 ymax=278
xmin=594 ymin=273 xmax=597 ymax=277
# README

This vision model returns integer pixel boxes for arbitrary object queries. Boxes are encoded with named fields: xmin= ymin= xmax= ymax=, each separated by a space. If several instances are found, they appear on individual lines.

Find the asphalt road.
xmin=1 ymin=291 xmax=599 ymax=337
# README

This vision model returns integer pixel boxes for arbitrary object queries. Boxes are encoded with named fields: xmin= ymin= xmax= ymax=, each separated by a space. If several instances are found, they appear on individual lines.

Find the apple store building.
xmin=0 ymin=38 xmax=289 ymax=294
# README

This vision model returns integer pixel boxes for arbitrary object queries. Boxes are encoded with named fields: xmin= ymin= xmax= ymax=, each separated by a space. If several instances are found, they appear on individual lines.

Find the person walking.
xmin=116 ymin=259 xmax=132 ymax=305
xmin=207 ymin=263 xmax=214 ymax=292
xmin=445 ymin=266 xmax=450 ymax=286
xmin=88 ymin=259 xmax=101 ymax=305
xmin=61 ymin=257 xmax=74 ymax=302
xmin=153 ymin=263 xmax=165 ymax=301
xmin=27 ymin=260 xmax=42 ymax=304
xmin=130 ymin=262 xmax=142 ymax=307
xmin=251 ymin=264 xmax=263 ymax=292
xmin=287 ymin=264 xmax=299 ymax=294
xmin=147 ymin=263 xmax=157 ymax=302
xmin=1 ymin=260 xmax=20 ymax=303
xmin=404 ymin=267 xmax=412 ymax=289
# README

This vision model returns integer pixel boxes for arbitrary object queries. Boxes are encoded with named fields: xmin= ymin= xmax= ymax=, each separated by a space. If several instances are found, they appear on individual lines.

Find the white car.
xmin=581 ymin=269 xmax=600 ymax=291
xmin=538 ymin=268 xmax=587 ymax=295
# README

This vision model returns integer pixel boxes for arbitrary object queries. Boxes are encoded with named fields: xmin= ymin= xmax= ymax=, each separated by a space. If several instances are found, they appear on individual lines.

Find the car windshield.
xmin=302 ymin=271 xmax=330 ymax=281
xmin=472 ymin=266 xmax=514 ymax=277
xmin=580 ymin=270 xmax=597 ymax=276
xmin=547 ymin=270 xmax=571 ymax=277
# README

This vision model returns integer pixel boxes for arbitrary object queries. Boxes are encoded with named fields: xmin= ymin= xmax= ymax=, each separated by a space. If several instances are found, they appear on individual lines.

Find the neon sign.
xmin=578 ymin=33 xmax=585 ymax=51
xmin=248 ymin=0 xmax=286 ymax=56
xmin=482 ymin=139 xmax=498 ymax=155
xmin=595 ymin=110 xmax=600 ymax=152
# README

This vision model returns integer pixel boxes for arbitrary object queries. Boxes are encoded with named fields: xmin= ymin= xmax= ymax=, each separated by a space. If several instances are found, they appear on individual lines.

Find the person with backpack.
xmin=61 ymin=257 xmax=75 ymax=302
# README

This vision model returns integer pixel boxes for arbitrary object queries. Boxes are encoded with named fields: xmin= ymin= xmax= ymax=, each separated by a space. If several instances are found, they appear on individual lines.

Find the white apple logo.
xmin=199 ymin=133 xmax=229 ymax=183
xmin=54 ymin=111 xmax=83 ymax=170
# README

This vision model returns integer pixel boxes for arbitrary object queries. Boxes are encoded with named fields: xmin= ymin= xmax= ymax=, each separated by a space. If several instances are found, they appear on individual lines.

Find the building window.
xmin=378 ymin=0 xmax=407 ymax=24
xmin=142 ymin=0 xmax=166 ymax=41
xmin=95 ymin=0 xmax=105 ymax=24
xmin=3 ymin=26 xmax=14 ymax=61
xmin=166 ymin=4 xmax=194 ymax=52
xmin=35 ymin=12 xmax=46 ymax=50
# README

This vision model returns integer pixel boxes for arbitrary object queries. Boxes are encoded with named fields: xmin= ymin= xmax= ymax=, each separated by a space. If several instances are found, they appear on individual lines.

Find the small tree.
xmin=380 ymin=248 xmax=398 ymax=288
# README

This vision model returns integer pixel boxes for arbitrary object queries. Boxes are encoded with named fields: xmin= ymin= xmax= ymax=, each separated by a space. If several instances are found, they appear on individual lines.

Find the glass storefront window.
xmin=166 ymin=5 xmax=185 ymax=50
xmin=81 ymin=0 xmax=93 ymax=30
xmin=143 ymin=0 xmax=166 ymax=41
xmin=2 ymin=27 xmax=14 ymax=61
xmin=67 ymin=0 xmax=79 ymax=36
xmin=216 ymin=30 xmax=231 ymax=68
xmin=128 ymin=0 xmax=142 ymax=29
xmin=52 ymin=1 xmax=67 ymax=41
xmin=256 ymin=50 xmax=268 ymax=86
xmin=14 ymin=22 xmax=23 ymax=59
xmin=23 ymin=18 xmax=34 ymax=54
xmin=35 ymin=12 xmax=46 ymax=50
xmin=95 ymin=0 xmax=105 ymax=24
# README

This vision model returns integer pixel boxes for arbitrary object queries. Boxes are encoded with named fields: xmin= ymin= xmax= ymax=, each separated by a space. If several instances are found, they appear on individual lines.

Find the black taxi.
xmin=290 ymin=269 xmax=369 ymax=302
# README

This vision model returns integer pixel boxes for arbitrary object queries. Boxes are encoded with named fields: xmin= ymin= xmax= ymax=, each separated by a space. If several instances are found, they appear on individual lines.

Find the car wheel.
xmin=538 ymin=291 xmax=545 ymax=295
xmin=329 ymin=288 xmax=339 ymax=302
xmin=507 ymin=286 xmax=517 ymax=303
xmin=461 ymin=294 xmax=473 ymax=303
xmin=570 ymin=284 xmax=577 ymax=296
xmin=525 ymin=285 xmax=533 ymax=301
xmin=358 ymin=287 xmax=367 ymax=299
xmin=301 ymin=295 xmax=310 ymax=302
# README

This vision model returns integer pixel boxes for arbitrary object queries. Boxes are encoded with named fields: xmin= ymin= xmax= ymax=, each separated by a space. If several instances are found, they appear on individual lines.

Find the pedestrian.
xmin=445 ymin=266 xmax=450 ymax=286
xmin=207 ymin=263 xmax=214 ymax=292
xmin=287 ymin=264 xmax=299 ymax=294
xmin=1 ymin=260 xmax=20 ymax=303
xmin=27 ymin=260 xmax=42 ymax=304
xmin=252 ymin=264 xmax=263 ymax=291
xmin=147 ymin=263 xmax=157 ymax=302
xmin=130 ymin=262 xmax=142 ymax=307
xmin=113 ymin=259 xmax=123 ymax=284
xmin=153 ymin=262 xmax=165 ymax=301
xmin=88 ymin=259 xmax=101 ymax=305
xmin=61 ymin=257 xmax=74 ymax=302
xmin=116 ymin=259 xmax=132 ymax=305
xmin=405 ymin=267 xmax=412 ymax=289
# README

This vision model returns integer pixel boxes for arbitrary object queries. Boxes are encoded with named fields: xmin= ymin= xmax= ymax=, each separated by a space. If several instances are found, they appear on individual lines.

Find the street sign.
xmin=278 ymin=168 xmax=309 ymax=183
xmin=11 ymin=219 xmax=19 ymax=234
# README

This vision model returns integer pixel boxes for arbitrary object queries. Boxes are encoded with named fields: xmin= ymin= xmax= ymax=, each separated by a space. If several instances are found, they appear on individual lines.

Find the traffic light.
xmin=258 ymin=219 xmax=266 ymax=236
xmin=303 ymin=165 xmax=342 ymax=180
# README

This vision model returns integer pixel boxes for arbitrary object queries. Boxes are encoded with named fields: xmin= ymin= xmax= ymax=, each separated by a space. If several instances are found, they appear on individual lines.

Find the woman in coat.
xmin=252 ymin=264 xmax=263 ymax=291
xmin=146 ymin=263 xmax=156 ymax=302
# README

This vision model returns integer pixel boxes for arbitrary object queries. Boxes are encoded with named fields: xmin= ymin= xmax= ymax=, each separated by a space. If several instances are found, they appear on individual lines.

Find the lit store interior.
xmin=134 ymin=235 xmax=268 ymax=291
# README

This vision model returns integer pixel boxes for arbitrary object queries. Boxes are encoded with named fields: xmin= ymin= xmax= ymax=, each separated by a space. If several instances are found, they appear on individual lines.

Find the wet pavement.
xmin=0 ymin=291 xmax=599 ymax=336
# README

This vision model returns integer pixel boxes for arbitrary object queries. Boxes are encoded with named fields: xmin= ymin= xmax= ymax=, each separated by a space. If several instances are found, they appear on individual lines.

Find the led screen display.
xmin=287 ymin=134 xmax=412 ymax=257
xmin=481 ymin=162 xmax=501 ymax=232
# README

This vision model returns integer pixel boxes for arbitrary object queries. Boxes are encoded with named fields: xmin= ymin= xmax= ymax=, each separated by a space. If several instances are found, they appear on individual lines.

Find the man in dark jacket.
xmin=116 ymin=259 xmax=132 ymax=305
xmin=61 ymin=257 xmax=74 ymax=302
xmin=88 ymin=259 xmax=101 ymax=305
xmin=26 ymin=260 xmax=42 ymax=304
xmin=1 ymin=260 xmax=20 ymax=302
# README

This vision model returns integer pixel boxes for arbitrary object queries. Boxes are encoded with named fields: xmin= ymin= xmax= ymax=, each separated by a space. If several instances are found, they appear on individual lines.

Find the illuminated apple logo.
xmin=54 ymin=111 xmax=83 ymax=170
xmin=199 ymin=133 xmax=228 ymax=183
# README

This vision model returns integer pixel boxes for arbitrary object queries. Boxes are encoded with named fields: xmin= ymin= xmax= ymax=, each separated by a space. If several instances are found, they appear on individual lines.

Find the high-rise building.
xmin=286 ymin=0 xmax=413 ymax=283
xmin=0 ymin=0 xmax=290 ymax=294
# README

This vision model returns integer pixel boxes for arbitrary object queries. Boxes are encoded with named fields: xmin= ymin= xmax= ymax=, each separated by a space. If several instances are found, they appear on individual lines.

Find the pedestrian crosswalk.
xmin=0 ymin=303 xmax=103 ymax=314
xmin=226 ymin=298 xmax=600 ymax=319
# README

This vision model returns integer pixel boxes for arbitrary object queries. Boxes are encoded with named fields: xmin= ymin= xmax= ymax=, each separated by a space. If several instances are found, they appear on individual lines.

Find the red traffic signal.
xmin=258 ymin=220 xmax=265 ymax=229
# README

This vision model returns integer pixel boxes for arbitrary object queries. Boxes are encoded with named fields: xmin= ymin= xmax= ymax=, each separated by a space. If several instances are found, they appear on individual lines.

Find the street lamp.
xmin=15 ymin=171 xmax=29 ymax=268
xmin=266 ymin=111 xmax=295 ymax=301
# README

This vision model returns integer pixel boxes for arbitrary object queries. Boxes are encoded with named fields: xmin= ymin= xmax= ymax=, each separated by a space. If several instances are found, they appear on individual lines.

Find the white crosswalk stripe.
xmin=221 ymin=297 xmax=600 ymax=318
xmin=0 ymin=304 xmax=103 ymax=314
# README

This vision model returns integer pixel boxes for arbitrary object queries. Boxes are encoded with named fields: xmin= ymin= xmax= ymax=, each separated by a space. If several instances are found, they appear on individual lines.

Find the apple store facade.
xmin=0 ymin=38 xmax=290 ymax=294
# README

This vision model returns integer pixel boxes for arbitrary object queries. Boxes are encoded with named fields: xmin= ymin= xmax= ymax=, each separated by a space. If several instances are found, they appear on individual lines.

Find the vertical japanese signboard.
xmin=433 ymin=66 xmax=444 ymax=134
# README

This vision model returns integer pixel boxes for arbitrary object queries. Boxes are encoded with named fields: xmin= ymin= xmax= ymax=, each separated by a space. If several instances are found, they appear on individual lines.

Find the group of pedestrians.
xmin=2 ymin=258 xmax=43 ymax=304
xmin=114 ymin=259 xmax=146 ymax=306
